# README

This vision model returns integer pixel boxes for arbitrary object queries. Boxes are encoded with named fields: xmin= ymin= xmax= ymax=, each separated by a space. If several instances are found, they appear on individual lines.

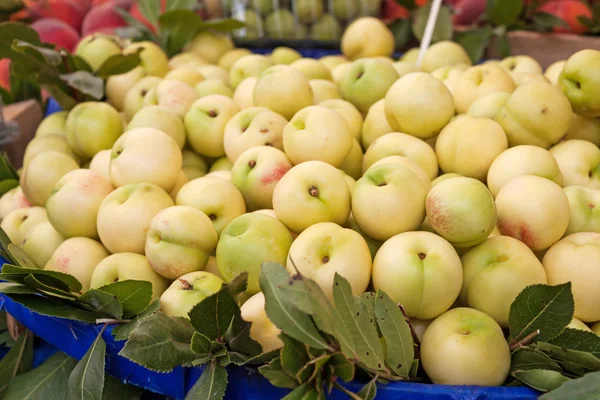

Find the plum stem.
xmin=96 ymin=318 xmax=131 ymax=325
xmin=399 ymin=304 xmax=421 ymax=349
xmin=509 ymin=329 xmax=540 ymax=351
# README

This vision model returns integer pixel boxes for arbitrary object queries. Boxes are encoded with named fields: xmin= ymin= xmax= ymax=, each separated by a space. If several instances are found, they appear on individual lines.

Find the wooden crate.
xmin=0 ymin=100 xmax=43 ymax=170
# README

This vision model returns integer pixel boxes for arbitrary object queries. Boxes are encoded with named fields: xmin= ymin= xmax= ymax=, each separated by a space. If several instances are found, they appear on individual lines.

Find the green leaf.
xmin=101 ymin=376 xmax=143 ymax=400
xmin=356 ymin=375 xmax=378 ymax=400
xmin=409 ymin=359 xmax=419 ymax=378
xmin=333 ymin=274 xmax=386 ymax=372
xmin=260 ymin=263 xmax=330 ymax=350
xmin=549 ymin=328 xmax=600 ymax=356
xmin=185 ymin=360 xmax=228 ymax=400
xmin=77 ymin=290 xmax=123 ymax=319
xmin=374 ymin=290 xmax=414 ymax=378
xmin=2 ymin=264 xmax=82 ymax=292
xmin=512 ymin=369 xmax=570 ymax=392
xmin=112 ymin=299 xmax=160 ymax=341
xmin=508 ymin=283 xmax=574 ymax=344
xmin=191 ymin=331 xmax=224 ymax=356
xmin=510 ymin=347 xmax=562 ymax=373
xmin=95 ymin=280 xmax=152 ymax=319
xmin=487 ymin=0 xmax=524 ymax=26
xmin=0 ymin=22 xmax=42 ymax=56
xmin=138 ymin=0 xmax=162 ymax=29
xmin=455 ymin=28 xmax=493 ymax=64
xmin=8 ymin=244 xmax=39 ymax=269
xmin=0 ymin=282 xmax=39 ymax=294
xmin=119 ymin=312 xmax=197 ymax=372
xmin=165 ymin=0 xmax=198 ymax=11
xmin=329 ymin=353 xmax=354 ymax=382
xmin=23 ymin=275 xmax=77 ymax=300
xmin=281 ymin=383 xmax=315 ymax=400
xmin=6 ymin=294 xmax=98 ymax=322
xmin=188 ymin=287 xmax=237 ymax=342
xmin=59 ymin=72 xmax=104 ymax=100
xmin=303 ymin=353 xmax=331 ymax=384
xmin=280 ymin=334 xmax=310 ymax=383
xmin=532 ymin=12 xmax=569 ymax=30
xmin=231 ymin=349 xmax=279 ymax=366
xmin=67 ymin=330 xmax=106 ymax=400
xmin=412 ymin=4 xmax=453 ymax=43
xmin=94 ymin=53 xmax=141 ymax=78
xmin=259 ymin=357 xmax=299 ymax=389
xmin=0 ymin=154 xmax=19 ymax=181
xmin=393 ymin=0 xmax=417 ymax=10
xmin=12 ymin=40 xmax=61 ymax=66
xmin=539 ymin=370 xmax=600 ymax=399
xmin=0 ymin=180 xmax=19 ymax=197
xmin=534 ymin=342 xmax=600 ymax=376
xmin=224 ymin=278 xmax=262 ymax=356
xmin=494 ymin=31 xmax=511 ymax=59
xmin=158 ymin=10 xmax=203 ymax=57
xmin=4 ymin=352 xmax=77 ymax=400
xmin=389 ymin=19 xmax=413 ymax=50
xmin=0 ymin=330 xmax=32 ymax=397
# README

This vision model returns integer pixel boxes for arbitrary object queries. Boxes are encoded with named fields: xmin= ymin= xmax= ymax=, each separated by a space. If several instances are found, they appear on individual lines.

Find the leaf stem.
xmin=398 ymin=304 xmax=421 ymax=348
xmin=510 ymin=329 xmax=540 ymax=351
xmin=95 ymin=318 xmax=131 ymax=325
xmin=332 ymin=381 xmax=363 ymax=400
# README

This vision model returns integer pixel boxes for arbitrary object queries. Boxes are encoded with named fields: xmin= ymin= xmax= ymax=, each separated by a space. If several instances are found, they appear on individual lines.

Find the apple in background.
xmin=431 ymin=64 xmax=469 ymax=94
xmin=361 ymin=99 xmax=393 ymax=149
xmin=592 ymin=322 xmax=600 ymax=336
xmin=89 ymin=150 xmax=111 ymax=181
xmin=217 ymin=213 xmax=293 ymax=294
xmin=90 ymin=253 xmax=169 ymax=299
xmin=420 ymin=41 xmax=472 ymax=73
xmin=195 ymin=79 xmax=234 ymax=99
xmin=369 ymin=156 xmax=432 ymax=192
xmin=500 ymin=55 xmax=543 ymax=76
xmin=342 ymin=172 xmax=356 ymax=192
xmin=21 ymin=221 xmax=64 ymax=268
xmin=283 ymin=106 xmax=352 ymax=167
xmin=460 ymin=236 xmax=548 ymax=327
xmin=331 ymin=0 xmax=358 ymax=20
xmin=123 ymin=41 xmax=169 ymax=77
xmin=223 ymin=107 xmax=287 ymax=163
xmin=352 ymin=164 xmax=427 ymax=241
xmin=126 ymin=106 xmax=186 ymax=150
xmin=453 ymin=64 xmax=516 ymax=114
xmin=287 ymin=222 xmax=372 ymax=299
xmin=338 ymin=139 xmax=363 ymax=180
xmin=143 ymin=80 xmax=198 ymax=118
xmin=160 ymin=271 xmax=225 ymax=318
xmin=319 ymin=55 xmax=349 ymax=71
xmin=231 ymin=146 xmax=292 ymax=211
xmin=197 ymin=65 xmax=229 ymax=85
xmin=23 ymin=134 xmax=80 ymax=168
xmin=309 ymin=79 xmax=340 ymax=103
xmin=373 ymin=231 xmax=462 ymax=319
xmin=233 ymin=77 xmax=258 ymax=110
xmin=363 ymin=132 xmax=439 ymax=180
xmin=182 ymin=150 xmax=209 ymax=181
xmin=273 ymin=161 xmax=351 ymax=233
xmin=35 ymin=111 xmax=68 ymax=137
xmin=544 ymin=60 xmax=566 ymax=86
xmin=538 ymin=0 xmax=593 ymax=34
xmin=426 ymin=177 xmax=496 ymax=248
xmin=168 ymin=170 xmax=188 ymax=201
xmin=0 ymin=187 xmax=30 ymax=220
xmin=495 ymin=82 xmax=572 ymax=148
xmin=163 ymin=67 xmax=205 ymax=88
xmin=210 ymin=157 xmax=234 ymax=173
xmin=543 ymin=232 xmax=600 ymax=322
xmin=75 ymin=34 xmax=122 ymax=71
xmin=185 ymin=95 xmax=240 ymax=158
xmin=109 ymin=128 xmax=182 ymax=192
xmin=511 ymin=72 xmax=549 ymax=86
xmin=106 ymin=67 xmax=145 ymax=112
xmin=564 ymin=185 xmax=600 ymax=235
xmin=550 ymin=139 xmax=600 ymax=189
xmin=565 ymin=114 xmax=600 ymax=146
xmin=339 ymin=58 xmax=399 ymax=114
xmin=253 ymin=65 xmax=313 ymax=120
xmin=435 ymin=116 xmax=508 ymax=181
xmin=145 ymin=206 xmax=218 ymax=280
xmin=400 ymin=48 xmax=419 ymax=64
xmin=168 ymin=52 xmax=208 ymax=70
xmin=487 ymin=145 xmax=563 ymax=198
xmin=496 ymin=175 xmax=569 ymax=251
xmin=341 ymin=17 xmax=395 ymax=60
xmin=296 ymin=0 xmax=323 ymax=23
xmin=346 ymin=213 xmax=382 ymax=259
xmin=451 ymin=0 xmax=487 ymax=25
xmin=240 ymin=292 xmax=283 ymax=352
xmin=385 ymin=73 xmax=455 ymax=140
xmin=331 ymin=62 xmax=352 ymax=86
xmin=176 ymin=176 xmax=246 ymax=235
xmin=186 ymin=32 xmax=234 ymax=64
xmin=290 ymin=58 xmax=332 ymax=81
xmin=97 ymin=183 xmax=174 ymax=254
xmin=558 ymin=49 xmax=600 ymax=118
xmin=229 ymin=55 xmax=274 ymax=89
xmin=392 ymin=62 xmax=420 ymax=79
xmin=20 ymin=151 xmax=79 ymax=207
xmin=432 ymin=173 xmax=462 ymax=187
xmin=264 ymin=9 xmax=297 ymax=39
xmin=319 ymin=99 xmax=362 ymax=141
xmin=218 ymin=48 xmax=253 ymax=70
xmin=122 ymin=76 xmax=162 ymax=121
xmin=46 ymin=169 xmax=114 ymax=239
xmin=421 ymin=307 xmax=510 ymax=386
xmin=45 ymin=237 xmax=109 ymax=293
xmin=1 ymin=207 xmax=47 ymax=245
xmin=30 ymin=18 xmax=80 ymax=53
xmin=66 ymin=101 xmax=124 ymax=159
xmin=466 ymin=92 xmax=511 ymax=119
xmin=270 ymin=46 xmax=302 ymax=65
xmin=568 ymin=318 xmax=593 ymax=332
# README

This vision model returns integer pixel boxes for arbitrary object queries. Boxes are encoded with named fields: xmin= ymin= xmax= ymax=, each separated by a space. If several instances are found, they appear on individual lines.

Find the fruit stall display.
xmin=0 ymin=0 xmax=599 ymax=399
